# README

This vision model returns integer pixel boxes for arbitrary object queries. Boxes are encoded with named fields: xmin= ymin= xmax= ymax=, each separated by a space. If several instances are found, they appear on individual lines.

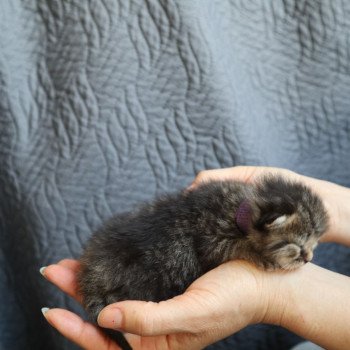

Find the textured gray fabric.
xmin=0 ymin=1 xmax=349 ymax=349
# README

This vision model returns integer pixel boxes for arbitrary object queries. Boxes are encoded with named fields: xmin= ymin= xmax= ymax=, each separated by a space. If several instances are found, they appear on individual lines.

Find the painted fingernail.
xmin=98 ymin=308 xmax=123 ymax=329
xmin=186 ymin=183 xmax=196 ymax=192
xmin=41 ymin=307 xmax=50 ymax=317
xmin=39 ymin=266 xmax=47 ymax=276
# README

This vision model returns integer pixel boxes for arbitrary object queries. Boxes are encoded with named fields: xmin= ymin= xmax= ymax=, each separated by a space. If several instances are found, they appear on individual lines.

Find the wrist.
xmin=229 ymin=261 xmax=290 ymax=327
xmin=260 ymin=264 xmax=326 ymax=331
xmin=253 ymin=268 xmax=291 ymax=327
xmin=220 ymin=261 xmax=275 ymax=327
xmin=267 ymin=263 xmax=350 ymax=349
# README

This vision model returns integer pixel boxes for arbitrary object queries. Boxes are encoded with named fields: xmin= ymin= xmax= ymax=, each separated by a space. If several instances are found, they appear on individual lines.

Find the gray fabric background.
xmin=0 ymin=1 xmax=349 ymax=349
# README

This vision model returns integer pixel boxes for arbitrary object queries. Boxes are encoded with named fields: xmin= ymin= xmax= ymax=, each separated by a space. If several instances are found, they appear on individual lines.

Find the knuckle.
xmin=136 ymin=303 xmax=158 ymax=336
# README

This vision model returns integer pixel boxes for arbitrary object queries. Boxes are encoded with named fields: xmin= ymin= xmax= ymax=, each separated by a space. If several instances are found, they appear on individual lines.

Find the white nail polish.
xmin=41 ymin=307 xmax=50 ymax=316
xmin=39 ymin=267 xmax=47 ymax=276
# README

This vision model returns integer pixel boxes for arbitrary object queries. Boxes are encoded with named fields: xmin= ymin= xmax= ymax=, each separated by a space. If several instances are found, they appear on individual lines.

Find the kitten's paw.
xmin=257 ymin=260 xmax=280 ymax=272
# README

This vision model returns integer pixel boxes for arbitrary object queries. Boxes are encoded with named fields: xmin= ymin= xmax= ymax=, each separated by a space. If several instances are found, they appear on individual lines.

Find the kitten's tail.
xmin=101 ymin=327 xmax=133 ymax=350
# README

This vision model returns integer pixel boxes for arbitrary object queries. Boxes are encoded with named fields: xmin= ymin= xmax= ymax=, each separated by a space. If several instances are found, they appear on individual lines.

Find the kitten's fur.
xmin=78 ymin=176 xmax=328 ymax=348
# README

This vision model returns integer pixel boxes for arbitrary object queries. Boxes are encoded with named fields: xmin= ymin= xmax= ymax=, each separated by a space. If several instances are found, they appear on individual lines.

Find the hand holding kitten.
xmin=42 ymin=257 xmax=350 ymax=350
xmin=75 ymin=168 xmax=328 ymax=350
xmin=42 ymin=258 xmax=270 ymax=350
xmin=42 ymin=166 xmax=350 ymax=350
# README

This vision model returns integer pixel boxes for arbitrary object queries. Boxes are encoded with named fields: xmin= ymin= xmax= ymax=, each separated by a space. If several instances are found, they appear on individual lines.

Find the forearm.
xmin=264 ymin=263 xmax=350 ymax=350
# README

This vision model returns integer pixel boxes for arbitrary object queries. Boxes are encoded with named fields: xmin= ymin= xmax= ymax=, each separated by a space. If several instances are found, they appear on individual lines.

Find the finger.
xmin=42 ymin=264 xmax=82 ymax=303
xmin=97 ymin=292 xmax=217 ymax=336
xmin=98 ymin=294 xmax=227 ymax=350
xmin=57 ymin=259 xmax=81 ymax=272
xmin=190 ymin=166 xmax=297 ymax=189
xmin=189 ymin=167 xmax=258 ymax=188
xmin=42 ymin=308 xmax=119 ymax=350
xmin=126 ymin=332 xmax=204 ymax=350
xmin=43 ymin=307 xmax=217 ymax=350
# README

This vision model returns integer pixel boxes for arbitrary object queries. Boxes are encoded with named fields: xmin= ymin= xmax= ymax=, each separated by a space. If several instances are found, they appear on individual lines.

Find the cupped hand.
xmin=190 ymin=166 xmax=350 ymax=246
xmin=41 ymin=258 xmax=281 ymax=350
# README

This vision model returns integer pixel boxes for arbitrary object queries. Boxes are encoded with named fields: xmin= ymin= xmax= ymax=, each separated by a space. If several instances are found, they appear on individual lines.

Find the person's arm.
xmin=41 ymin=259 xmax=265 ymax=350
xmin=97 ymin=262 xmax=350 ymax=350
xmin=191 ymin=166 xmax=350 ymax=246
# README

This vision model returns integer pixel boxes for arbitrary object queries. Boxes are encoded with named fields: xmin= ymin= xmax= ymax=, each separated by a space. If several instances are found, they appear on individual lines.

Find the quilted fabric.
xmin=1 ymin=1 xmax=350 ymax=349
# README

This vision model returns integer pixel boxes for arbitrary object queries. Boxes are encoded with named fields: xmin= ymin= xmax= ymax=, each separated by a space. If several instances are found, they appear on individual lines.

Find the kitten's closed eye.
xmin=256 ymin=213 xmax=291 ymax=230
xmin=267 ymin=215 xmax=288 ymax=227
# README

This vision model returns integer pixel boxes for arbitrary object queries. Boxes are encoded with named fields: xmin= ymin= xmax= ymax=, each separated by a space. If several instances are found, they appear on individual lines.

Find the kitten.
xmin=77 ymin=176 xmax=328 ymax=349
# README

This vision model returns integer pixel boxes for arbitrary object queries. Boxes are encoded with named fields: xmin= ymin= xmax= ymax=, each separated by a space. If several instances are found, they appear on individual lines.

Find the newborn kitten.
xmin=77 ymin=176 xmax=328 ymax=349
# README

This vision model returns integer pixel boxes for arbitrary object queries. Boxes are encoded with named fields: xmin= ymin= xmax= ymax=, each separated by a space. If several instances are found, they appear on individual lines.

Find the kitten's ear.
xmin=235 ymin=200 xmax=253 ymax=234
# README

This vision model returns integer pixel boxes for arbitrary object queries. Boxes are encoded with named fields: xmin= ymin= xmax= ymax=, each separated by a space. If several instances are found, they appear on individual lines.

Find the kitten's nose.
xmin=300 ymin=248 xmax=312 ymax=263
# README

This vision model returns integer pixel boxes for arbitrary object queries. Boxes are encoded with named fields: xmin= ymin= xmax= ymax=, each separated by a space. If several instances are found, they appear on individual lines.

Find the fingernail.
xmin=39 ymin=266 xmax=47 ymax=276
xmin=185 ymin=183 xmax=196 ymax=193
xmin=41 ymin=307 xmax=50 ymax=317
xmin=187 ymin=183 xmax=195 ymax=190
xmin=98 ymin=308 xmax=123 ymax=329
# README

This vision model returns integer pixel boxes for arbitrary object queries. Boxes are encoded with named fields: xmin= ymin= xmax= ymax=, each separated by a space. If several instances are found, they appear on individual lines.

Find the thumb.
xmin=97 ymin=292 xmax=215 ymax=336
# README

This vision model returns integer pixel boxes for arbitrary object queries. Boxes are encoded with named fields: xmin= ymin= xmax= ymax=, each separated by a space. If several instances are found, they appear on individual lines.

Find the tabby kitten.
xmin=78 ymin=176 xmax=328 ymax=349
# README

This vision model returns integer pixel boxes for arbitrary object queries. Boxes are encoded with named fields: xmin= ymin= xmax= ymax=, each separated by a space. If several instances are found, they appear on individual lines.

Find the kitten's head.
xmin=237 ymin=176 xmax=329 ymax=270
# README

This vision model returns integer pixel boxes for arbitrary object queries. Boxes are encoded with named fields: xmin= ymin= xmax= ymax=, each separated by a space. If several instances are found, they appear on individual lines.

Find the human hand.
xmin=41 ymin=168 xmax=350 ymax=350
xmin=190 ymin=166 xmax=350 ymax=246
xmin=41 ymin=258 xmax=285 ymax=350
